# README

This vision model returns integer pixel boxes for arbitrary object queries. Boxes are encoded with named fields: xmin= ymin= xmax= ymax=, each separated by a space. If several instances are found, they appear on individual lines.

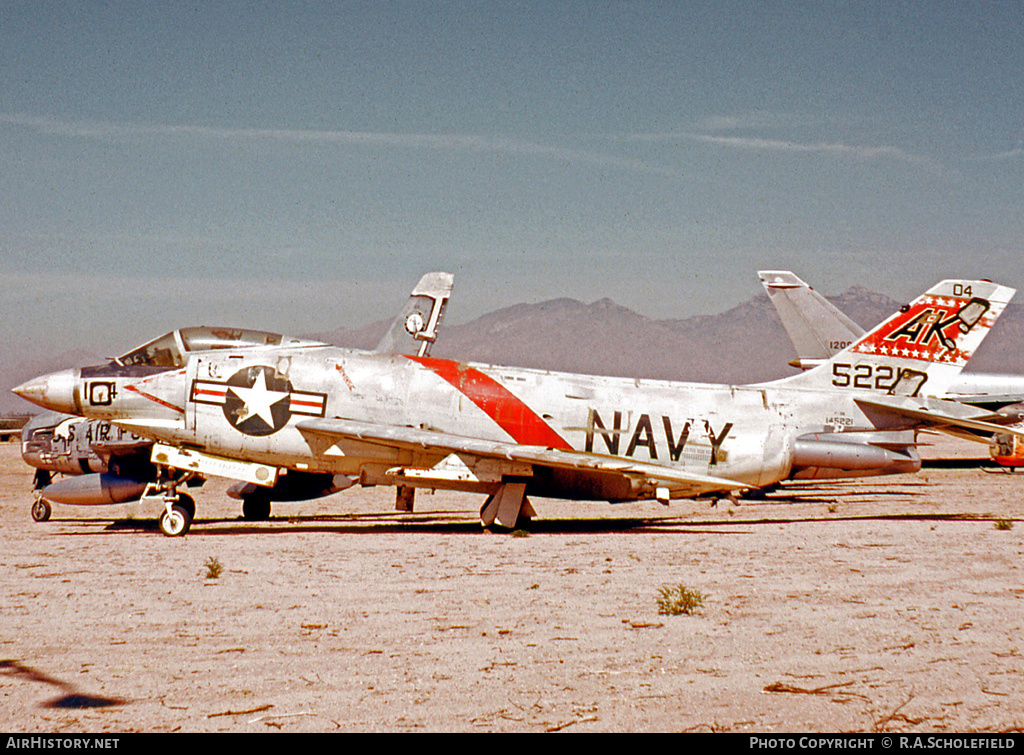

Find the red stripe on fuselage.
xmin=406 ymin=356 xmax=572 ymax=449
xmin=194 ymin=387 xmax=226 ymax=398
xmin=124 ymin=383 xmax=184 ymax=414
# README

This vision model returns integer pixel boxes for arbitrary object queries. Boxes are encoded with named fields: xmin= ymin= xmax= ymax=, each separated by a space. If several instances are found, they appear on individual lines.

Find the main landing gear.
xmin=241 ymin=492 xmax=272 ymax=521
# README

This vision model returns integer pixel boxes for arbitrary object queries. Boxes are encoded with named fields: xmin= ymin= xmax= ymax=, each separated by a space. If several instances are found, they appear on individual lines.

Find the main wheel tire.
xmin=31 ymin=499 xmax=52 ymax=522
xmin=159 ymin=504 xmax=192 ymax=537
xmin=242 ymin=495 xmax=271 ymax=521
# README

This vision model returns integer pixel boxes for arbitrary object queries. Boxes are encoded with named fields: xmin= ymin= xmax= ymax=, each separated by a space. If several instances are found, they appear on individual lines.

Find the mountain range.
xmin=5 ymin=286 xmax=1024 ymax=415
xmin=313 ymin=284 xmax=1024 ymax=384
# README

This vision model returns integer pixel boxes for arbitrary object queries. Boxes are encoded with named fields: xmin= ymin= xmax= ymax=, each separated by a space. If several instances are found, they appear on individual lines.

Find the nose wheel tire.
xmin=160 ymin=505 xmax=192 ymax=536
xmin=159 ymin=494 xmax=196 ymax=537
xmin=31 ymin=499 xmax=52 ymax=522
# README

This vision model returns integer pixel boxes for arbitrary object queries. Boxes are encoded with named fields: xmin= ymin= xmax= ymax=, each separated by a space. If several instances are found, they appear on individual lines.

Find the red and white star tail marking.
xmin=849 ymin=287 xmax=1009 ymax=368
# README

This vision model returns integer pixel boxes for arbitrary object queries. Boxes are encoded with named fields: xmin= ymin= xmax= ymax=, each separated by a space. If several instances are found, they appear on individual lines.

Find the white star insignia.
xmin=229 ymin=370 xmax=289 ymax=427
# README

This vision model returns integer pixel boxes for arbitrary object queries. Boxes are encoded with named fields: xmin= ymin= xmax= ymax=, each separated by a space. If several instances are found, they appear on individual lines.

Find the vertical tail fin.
xmin=774 ymin=279 xmax=1015 ymax=397
xmin=373 ymin=272 xmax=454 ymax=357
xmin=758 ymin=270 xmax=864 ymax=369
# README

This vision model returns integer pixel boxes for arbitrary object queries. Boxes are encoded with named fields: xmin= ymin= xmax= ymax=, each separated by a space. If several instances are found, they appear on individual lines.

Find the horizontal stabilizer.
xmin=854 ymin=395 xmax=1024 ymax=443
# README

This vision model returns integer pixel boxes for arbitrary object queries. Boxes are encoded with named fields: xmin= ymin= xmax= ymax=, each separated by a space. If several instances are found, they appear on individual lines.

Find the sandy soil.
xmin=1 ymin=435 xmax=1022 ymax=733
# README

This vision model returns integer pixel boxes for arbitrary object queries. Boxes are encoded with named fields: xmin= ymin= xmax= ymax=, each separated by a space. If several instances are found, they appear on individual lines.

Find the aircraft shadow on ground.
xmin=921 ymin=458 xmax=995 ymax=470
xmin=742 ymin=478 xmax=930 ymax=506
xmin=0 ymin=659 xmax=125 ymax=709
xmin=46 ymin=510 xmax=734 ymax=536
xmin=35 ymin=476 xmax=983 ymax=537
xmin=55 ymin=508 xmax=998 ymax=537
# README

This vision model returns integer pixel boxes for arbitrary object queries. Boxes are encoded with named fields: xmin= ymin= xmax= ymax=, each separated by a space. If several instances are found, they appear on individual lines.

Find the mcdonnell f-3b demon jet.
xmin=13 ymin=276 xmax=1023 ymax=536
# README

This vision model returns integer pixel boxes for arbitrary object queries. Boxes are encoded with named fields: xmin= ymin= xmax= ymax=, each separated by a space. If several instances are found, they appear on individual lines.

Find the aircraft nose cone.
xmin=12 ymin=369 xmax=80 ymax=414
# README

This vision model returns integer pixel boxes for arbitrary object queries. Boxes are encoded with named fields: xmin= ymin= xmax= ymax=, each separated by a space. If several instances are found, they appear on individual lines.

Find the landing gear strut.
xmin=395 ymin=485 xmax=415 ymax=512
xmin=31 ymin=470 xmax=54 ymax=523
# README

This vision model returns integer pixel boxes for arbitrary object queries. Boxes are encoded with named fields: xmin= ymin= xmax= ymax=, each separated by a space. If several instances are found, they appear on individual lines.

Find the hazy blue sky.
xmin=3 ymin=1 xmax=1023 ymax=358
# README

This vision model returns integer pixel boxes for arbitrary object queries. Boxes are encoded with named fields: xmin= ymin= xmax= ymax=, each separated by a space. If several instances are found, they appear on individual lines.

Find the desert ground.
xmin=1 ymin=436 xmax=1022 ymax=733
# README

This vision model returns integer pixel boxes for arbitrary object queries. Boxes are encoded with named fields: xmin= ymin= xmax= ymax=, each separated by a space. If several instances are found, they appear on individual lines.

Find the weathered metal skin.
xmin=791 ymin=434 xmax=921 ymax=479
xmin=29 ymin=353 xmax=794 ymax=496
xmin=14 ymin=278 xmax=1022 ymax=524
xmin=322 ymin=354 xmax=751 ymax=487
xmin=12 ymin=273 xmax=457 ymax=531
xmin=21 ymin=411 xmax=150 ymax=479
xmin=9 ymin=355 xmax=946 ymax=497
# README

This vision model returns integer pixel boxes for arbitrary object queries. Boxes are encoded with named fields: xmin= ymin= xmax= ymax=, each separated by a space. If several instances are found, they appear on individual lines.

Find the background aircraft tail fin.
xmin=772 ymin=279 xmax=1015 ymax=397
xmin=758 ymin=270 xmax=864 ymax=369
xmin=373 ymin=272 xmax=454 ymax=357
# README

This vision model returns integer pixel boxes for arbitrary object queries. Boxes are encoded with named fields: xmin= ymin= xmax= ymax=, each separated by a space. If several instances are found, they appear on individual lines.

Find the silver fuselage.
xmin=34 ymin=345 xmax=917 ymax=500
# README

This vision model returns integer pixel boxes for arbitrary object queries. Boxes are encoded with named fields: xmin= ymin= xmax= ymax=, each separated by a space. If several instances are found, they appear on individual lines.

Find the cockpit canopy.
xmin=115 ymin=326 xmax=326 ymax=367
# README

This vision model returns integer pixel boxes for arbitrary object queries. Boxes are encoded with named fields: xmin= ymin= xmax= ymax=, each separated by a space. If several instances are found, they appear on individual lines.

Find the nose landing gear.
xmin=142 ymin=469 xmax=199 ymax=537
xmin=31 ymin=497 xmax=52 ymax=523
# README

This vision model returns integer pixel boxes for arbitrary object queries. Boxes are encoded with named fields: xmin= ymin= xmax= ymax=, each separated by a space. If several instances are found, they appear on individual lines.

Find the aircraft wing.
xmin=295 ymin=417 xmax=747 ymax=497
xmin=854 ymin=395 xmax=1024 ymax=441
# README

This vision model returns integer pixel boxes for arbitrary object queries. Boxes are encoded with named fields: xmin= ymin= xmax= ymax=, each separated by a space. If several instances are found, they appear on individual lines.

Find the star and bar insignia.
xmin=191 ymin=366 xmax=326 ymax=436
